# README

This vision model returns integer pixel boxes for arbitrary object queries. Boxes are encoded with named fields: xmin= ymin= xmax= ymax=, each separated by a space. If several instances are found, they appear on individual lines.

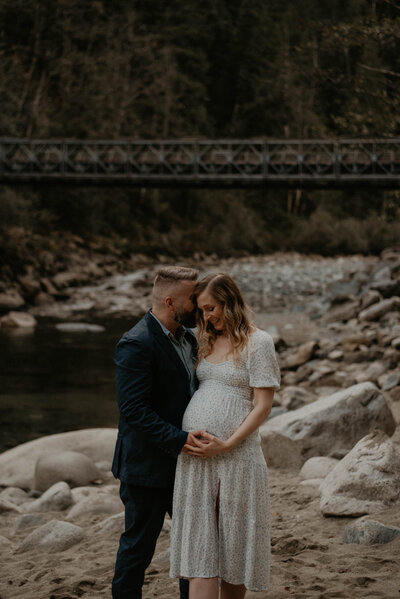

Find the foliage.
xmin=0 ymin=0 xmax=399 ymax=257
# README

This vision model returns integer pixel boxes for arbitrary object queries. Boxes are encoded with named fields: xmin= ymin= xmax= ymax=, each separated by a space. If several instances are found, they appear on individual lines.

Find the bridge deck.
xmin=1 ymin=138 xmax=399 ymax=188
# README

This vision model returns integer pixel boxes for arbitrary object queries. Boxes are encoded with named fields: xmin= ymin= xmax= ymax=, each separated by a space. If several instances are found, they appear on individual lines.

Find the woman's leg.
xmin=220 ymin=580 xmax=246 ymax=599
xmin=189 ymin=577 xmax=219 ymax=599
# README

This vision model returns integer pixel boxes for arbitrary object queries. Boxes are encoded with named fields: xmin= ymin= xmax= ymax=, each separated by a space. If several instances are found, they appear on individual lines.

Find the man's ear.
xmin=165 ymin=296 xmax=174 ymax=310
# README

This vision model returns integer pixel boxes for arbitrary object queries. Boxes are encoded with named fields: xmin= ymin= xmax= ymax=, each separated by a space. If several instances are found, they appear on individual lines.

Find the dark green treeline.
xmin=0 ymin=0 xmax=399 ymax=257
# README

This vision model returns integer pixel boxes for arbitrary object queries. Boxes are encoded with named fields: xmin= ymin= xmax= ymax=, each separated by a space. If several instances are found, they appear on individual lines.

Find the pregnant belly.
xmin=183 ymin=388 xmax=252 ymax=441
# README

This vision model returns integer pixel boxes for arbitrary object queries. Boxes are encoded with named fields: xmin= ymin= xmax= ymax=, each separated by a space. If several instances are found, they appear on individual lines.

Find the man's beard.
xmin=174 ymin=307 xmax=197 ymax=328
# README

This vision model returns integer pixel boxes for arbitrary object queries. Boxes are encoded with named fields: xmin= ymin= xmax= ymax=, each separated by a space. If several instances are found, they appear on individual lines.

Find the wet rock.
xmin=17 ymin=519 xmax=85 ymax=553
xmin=0 ymin=290 xmax=25 ymax=311
xmin=299 ymin=457 xmax=340 ymax=481
xmin=25 ymin=481 xmax=73 ymax=512
xmin=280 ymin=386 xmax=317 ymax=410
xmin=0 ymin=311 xmax=37 ymax=328
xmin=67 ymin=495 xmax=123 ymax=520
xmin=343 ymin=518 xmax=400 ymax=545
xmin=13 ymin=514 xmax=46 ymax=533
xmin=260 ymin=382 xmax=395 ymax=469
xmin=33 ymin=451 xmax=103 ymax=492
xmin=55 ymin=322 xmax=105 ymax=333
xmin=320 ymin=430 xmax=400 ymax=516
xmin=359 ymin=297 xmax=400 ymax=322
xmin=0 ymin=428 xmax=117 ymax=489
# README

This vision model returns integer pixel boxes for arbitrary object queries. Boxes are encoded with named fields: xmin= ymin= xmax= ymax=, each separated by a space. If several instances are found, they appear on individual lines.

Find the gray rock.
xmin=360 ymin=289 xmax=382 ymax=310
xmin=94 ymin=511 xmax=124 ymax=535
xmin=391 ymin=337 xmax=400 ymax=350
xmin=13 ymin=514 xmax=46 ymax=533
xmin=343 ymin=518 xmax=400 ymax=545
xmin=67 ymin=494 xmax=123 ymax=520
xmin=0 ymin=487 xmax=29 ymax=506
xmin=18 ymin=276 xmax=41 ymax=297
xmin=55 ymin=322 xmax=105 ymax=333
xmin=370 ymin=279 xmax=400 ymax=298
xmin=0 ymin=535 xmax=13 ymax=552
xmin=260 ymin=382 xmax=395 ymax=469
xmin=25 ymin=481 xmax=73 ymax=512
xmin=372 ymin=265 xmax=392 ymax=282
xmin=320 ymin=430 xmax=400 ymax=516
xmin=268 ymin=406 xmax=288 ymax=419
xmin=324 ymin=300 xmax=360 ymax=323
xmin=0 ymin=498 xmax=21 ymax=513
xmin=0 ymin=311 xmax=37 ymax=328
xmin=17 ymin=519 xmax=85 ymax=553
xmin=380 ymin=372 xmax=400 ymax=391
xmin=280 ymin=386 xmax=316 ymax=410
xmin=327 ymin=350 xmax=343 ymax=361
xmin=358 ymin=297 xmax=400 ymax=322
xmin=0 ymin=290 xmax=25 ymax=311
xmin=0 ymin=428 xmax=117 ymax=489
xmin=33 ymin=451 xmax=103 ymax=492
xmin=355 ymin=361 xmax=388 ymax=384
xmin=283 ymin=341 xmax=319 ymax=369
xmin=299 ymin=456 xmax=340 ymax=481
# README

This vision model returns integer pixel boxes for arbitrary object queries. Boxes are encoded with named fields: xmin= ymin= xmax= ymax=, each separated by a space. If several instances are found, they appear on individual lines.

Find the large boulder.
xmin=33 ymin=451 xmax=103 ymax=492
xmin=0 ymin=428 xmax=117 ymax=489
xmin=260 ymin=382 xmax=395 ymax=469
xmin=17 ymin=519 xmax=85 ymax=553
xmin=320 ymin=430 xmax=400 ymax=516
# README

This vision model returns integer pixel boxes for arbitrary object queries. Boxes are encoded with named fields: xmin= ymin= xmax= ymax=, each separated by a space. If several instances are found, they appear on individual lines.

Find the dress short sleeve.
xmin=247 ymin=329 xmax=281 ymax=389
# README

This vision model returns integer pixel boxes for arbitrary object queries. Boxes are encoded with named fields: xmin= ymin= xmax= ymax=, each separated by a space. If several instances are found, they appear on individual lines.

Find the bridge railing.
xmin=0 ymin=138 xmax=399 ymax=187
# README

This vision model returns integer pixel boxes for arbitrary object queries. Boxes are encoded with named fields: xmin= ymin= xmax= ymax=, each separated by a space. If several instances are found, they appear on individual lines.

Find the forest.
xmin=0 ymin=0 xmax=399 ymax=259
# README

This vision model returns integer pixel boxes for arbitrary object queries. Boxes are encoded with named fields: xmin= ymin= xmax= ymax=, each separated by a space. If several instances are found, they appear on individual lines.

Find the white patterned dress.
xmin=169 ymin=329 xmax=280 ymax=591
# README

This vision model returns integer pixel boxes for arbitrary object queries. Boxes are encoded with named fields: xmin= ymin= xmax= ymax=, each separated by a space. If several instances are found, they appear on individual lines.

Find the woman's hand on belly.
xmin=183 ymin=430 xmax=230 ymax=457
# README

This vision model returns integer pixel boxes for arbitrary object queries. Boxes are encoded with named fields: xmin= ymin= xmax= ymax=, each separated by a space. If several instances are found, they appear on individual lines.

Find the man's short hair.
xmin=152 ymin=266 xmax=199 ymax=308
xmin=153 ymin=266 xmax=198 ymax=286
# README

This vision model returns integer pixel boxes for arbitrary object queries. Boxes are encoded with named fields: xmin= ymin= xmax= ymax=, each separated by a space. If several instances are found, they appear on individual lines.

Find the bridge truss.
xmin=0 ymin=138 xmax=399 ymax=188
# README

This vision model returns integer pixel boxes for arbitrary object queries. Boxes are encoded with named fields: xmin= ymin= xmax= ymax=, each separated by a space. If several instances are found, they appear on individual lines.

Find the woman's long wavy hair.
xmin=194 ymin=273 xmax=254 ymax=363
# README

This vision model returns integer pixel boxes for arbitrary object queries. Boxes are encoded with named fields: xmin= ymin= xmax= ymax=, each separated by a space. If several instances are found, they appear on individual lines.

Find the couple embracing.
xmin=111 ymin=266 xmax=280 ymax=599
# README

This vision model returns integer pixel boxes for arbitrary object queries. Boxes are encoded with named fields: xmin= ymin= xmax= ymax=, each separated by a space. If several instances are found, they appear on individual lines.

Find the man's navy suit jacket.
xmin=111 ymin=311 xmax=197 ymax=488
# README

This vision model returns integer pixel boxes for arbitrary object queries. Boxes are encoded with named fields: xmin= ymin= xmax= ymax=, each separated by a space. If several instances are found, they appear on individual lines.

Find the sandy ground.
xmin=1 ymin=469 xmax=400 ymax=599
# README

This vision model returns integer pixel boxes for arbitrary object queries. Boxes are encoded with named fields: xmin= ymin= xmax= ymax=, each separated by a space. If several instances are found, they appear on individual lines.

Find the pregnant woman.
xmin=170 ymin=273 xmax=280 ymax=599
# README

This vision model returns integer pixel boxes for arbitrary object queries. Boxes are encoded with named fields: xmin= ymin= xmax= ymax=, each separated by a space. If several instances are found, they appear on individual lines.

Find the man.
xmin=111 ymin=265 xmax=204 ymax=599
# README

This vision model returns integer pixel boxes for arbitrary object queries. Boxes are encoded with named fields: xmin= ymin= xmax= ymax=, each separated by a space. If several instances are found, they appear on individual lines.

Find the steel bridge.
xmin=1 ymin=138 xmax=400 ymax=188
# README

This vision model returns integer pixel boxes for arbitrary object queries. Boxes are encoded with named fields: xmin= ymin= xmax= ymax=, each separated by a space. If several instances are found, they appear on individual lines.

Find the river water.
xmin=0 ymin=318 xmax=129 ymax=453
